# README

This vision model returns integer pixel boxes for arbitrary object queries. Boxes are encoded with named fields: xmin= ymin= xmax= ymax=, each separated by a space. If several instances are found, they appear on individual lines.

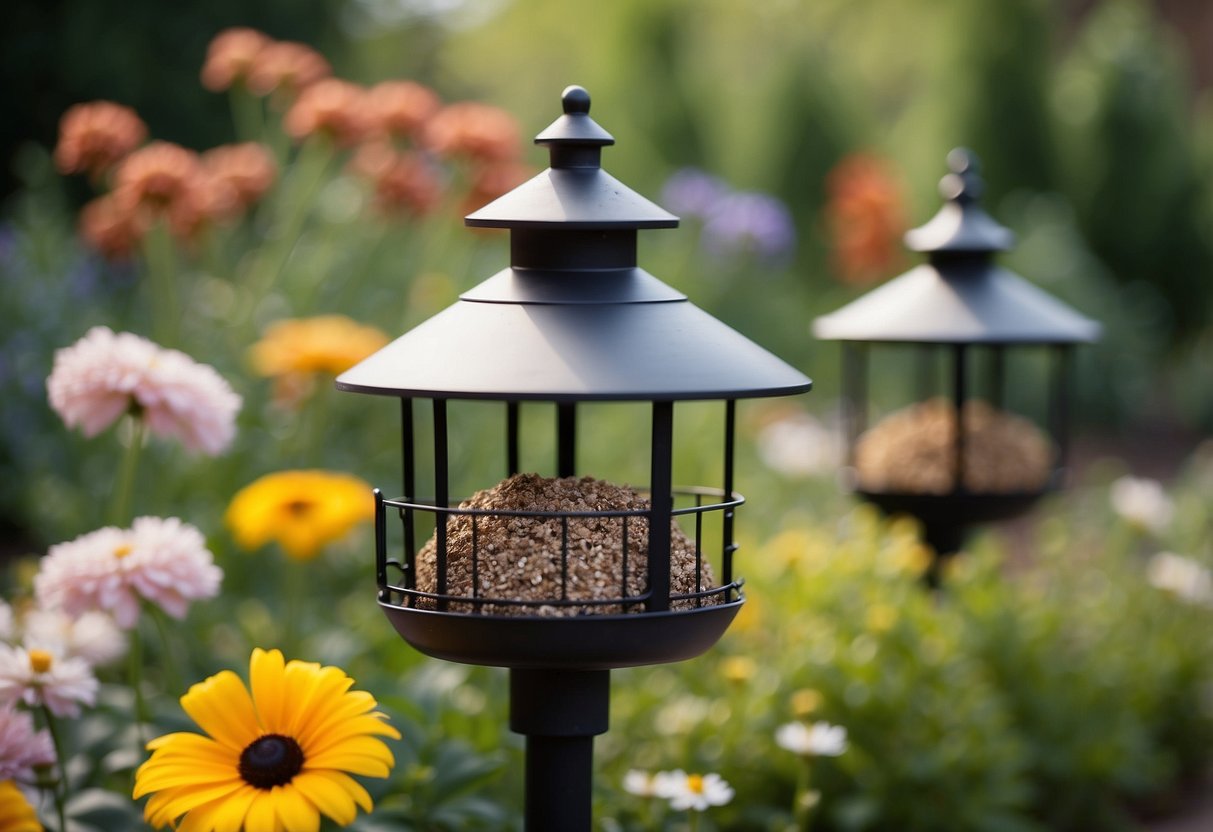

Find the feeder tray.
xmin=814 ymin=149 xmax=1100 ymax=558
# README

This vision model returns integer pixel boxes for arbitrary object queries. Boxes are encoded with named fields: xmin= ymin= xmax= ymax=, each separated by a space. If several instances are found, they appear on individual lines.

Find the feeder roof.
xmin=337 ymin=86 xmax=811 ymax=402
xmin=812 ymin=149 xmax=1100 ymax=345
xmin=465 ymin=86 xmax=678 ymax=230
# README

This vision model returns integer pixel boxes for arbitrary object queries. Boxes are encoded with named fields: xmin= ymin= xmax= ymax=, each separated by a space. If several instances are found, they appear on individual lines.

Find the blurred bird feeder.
xmin=813 ymin=149 xmax=1099 ymax=574
xmin=337 ymin=86 xmax=810 ymax=831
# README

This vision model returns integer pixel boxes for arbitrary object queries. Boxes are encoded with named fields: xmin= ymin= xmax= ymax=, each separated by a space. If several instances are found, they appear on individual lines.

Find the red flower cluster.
xmin=823 ymin=153 xmax=907 ymax=286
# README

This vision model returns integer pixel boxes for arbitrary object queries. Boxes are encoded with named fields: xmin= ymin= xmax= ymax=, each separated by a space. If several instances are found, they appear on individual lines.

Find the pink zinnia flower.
xmin=34 ymin=517 xmax=223 ymax=630
xmin=23 ymin=607 xmax=127 ymax=668
xmin=46 ymin=326 xmax=242 ymax=455
xmin=0 ymin=644 xmax=97 ymax=717
xmin=0 ymin=706 xmax=55 ymax=782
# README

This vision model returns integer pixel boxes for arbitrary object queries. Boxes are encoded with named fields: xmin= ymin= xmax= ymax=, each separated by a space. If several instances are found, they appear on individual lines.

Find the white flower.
xmin=776 ymin=721 xmax=849 ymax=757
xmin=658 ymin=770 xmax=734 ymax=812
xmin=0 ymin=601 xmax=13 ymax=642
xmin=1147 ymin=552 xmax=1213 ymax=606
xmin=755 ymin=410 xmax=841 ymax=478
xmin=34 ymin=517 xmax=222 ymax=630
xmin=22 ymin=607 xmax=127 ymax=667
xmin=0 ymin=705 xmax=55 ymax=782
xmin=1109 ymin=476 xmax=1174 ymax=534
xmin=623 ymin=769 xmax=659 ymax=797
xmin=46 ymin=326 xmax=241 ymax=455
xmin=0 ymin=644 xmax=97 ymax=717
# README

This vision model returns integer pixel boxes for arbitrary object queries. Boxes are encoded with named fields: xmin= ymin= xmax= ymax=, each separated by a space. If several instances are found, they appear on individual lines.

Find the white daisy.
xmin=1147 ymin=552 xmax=1213 ymax=606
xmin=1109 ymin=476 xmax=1174 ymax=534
xmin=776 ymin=721 xmax=849 ymax=757
xmin=659 ymin=770 xmax=734 ymax=812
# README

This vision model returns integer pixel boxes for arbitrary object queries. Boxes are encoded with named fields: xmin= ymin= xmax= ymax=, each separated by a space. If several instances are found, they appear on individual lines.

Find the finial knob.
xmin=562 ymin=85 xmax=591 ymax=115
xmin=939 ymin=147 xmax=982 ymax=204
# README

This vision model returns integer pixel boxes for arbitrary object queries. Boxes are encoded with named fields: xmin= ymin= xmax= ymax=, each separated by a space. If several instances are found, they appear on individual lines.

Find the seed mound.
xmin=854 ymin=398 xmax=1053 ymax=495
xmin=415 ymin=473 xmax=717 ymax=616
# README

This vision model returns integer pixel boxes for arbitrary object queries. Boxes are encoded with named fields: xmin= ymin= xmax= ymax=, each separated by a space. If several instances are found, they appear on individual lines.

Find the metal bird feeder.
xmin=337 ymin=85 xmax=810 ymax=830
xmin=813 ymin=149 xmax=1099 ymax=573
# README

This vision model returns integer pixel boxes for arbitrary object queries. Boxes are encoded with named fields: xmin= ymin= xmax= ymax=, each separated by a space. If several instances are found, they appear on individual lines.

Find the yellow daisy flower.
xmin=226 ymin=471 xmax=374 ymax=561
xmin=134 ymin=648 xmax=399 ymax=831
xmin=0 ymin=779 xmax=43 ymax=831
xmin=249 ymin=316 xmax=389 ymax=378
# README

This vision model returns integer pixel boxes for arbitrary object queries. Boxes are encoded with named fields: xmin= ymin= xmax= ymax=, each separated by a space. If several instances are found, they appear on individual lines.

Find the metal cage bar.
xmin=646 ymin=402 xmax=674 ymax=613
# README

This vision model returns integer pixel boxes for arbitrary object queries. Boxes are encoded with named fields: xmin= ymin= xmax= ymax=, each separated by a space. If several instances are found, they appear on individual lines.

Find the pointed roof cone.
xmin=338 ymin=86 xmax=811 ymax=401
xmin=465 ymin=86 xmax=678 ymax=229
xmin=812 ymin=149 xmax=1100 ymax=344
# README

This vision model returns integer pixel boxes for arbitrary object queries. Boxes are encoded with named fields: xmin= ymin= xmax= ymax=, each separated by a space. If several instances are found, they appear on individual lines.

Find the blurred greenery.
xmin=2 ymin=0 xmax=1213 ymax=829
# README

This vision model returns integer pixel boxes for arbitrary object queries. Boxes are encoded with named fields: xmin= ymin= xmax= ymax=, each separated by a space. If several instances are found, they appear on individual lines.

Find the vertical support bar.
xmin=1049 ymin=345 xmax=1073 ymax=483
xmin=647 ymin=401 xmax=674 ymax=612
xmin=507 ymin=401 xmax=520 ymax=477
xmin=433 ymin=398 xmax=449 ymax=609
xmin=952 ymin=345 xmax=968 ymax=494
xmin=557 ymin=402 xmax=576 ymax=478
xmin=560 ymin=516 xmax=569 ymax=601
xmin=373 ymin=489 xmax=386 ymax=599
xmin=721 ymin=400 xmax=737 ymax=596
xmin=916 ymin=344 xmax=935 ymax=401
xmin=510 ymin=669 xmax=610 ymax=832
xmin=470 ymin=514 xmax=480 ymax=611
xmin=694 ymin=495 xmax=703 ymax=606
xmin=401 ymin=398 xmax=416 ymax=593
xmin=841 ymin=344 xmax=868 ymax=468
xmin=990 ymin=346 xmax=1006 ymax=410
xmin=620 ymin=517 xmax=630 ymax=605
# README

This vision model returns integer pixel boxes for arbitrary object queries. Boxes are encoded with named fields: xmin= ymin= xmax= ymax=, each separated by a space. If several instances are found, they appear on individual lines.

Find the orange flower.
xmin=366 ymin=80 xmax=441 ymax=141
xmin=424 ymin=102 xmax=522 ymax=163
xmin=246 ymin=41 xmax=331 ymax=99
xmin=249 ymin=315 xmax=391 ymax=379
xmin=351 ymin=143 xmax=442 ymax=216
xmin=461 ymin=160 xmax=532 ymax=214
xmin=824 ymin=153 xmax=907 ymax=286
xmin=113 ymin=141 xmax=204 ymax=211
xmin=54 ymin=101 xmax=147 ymax=177
xmin=200 ymin=27 xmax=271 ymax=92
xmin=78 ymin=194 xmax=148 ymax=259
xmin=283 ymin=79 xmax=368 ymax=147
xmin=202 ymin=142 xmax=277 ymax=209
xmin=112 ymin=142 xmax=236 ymax=243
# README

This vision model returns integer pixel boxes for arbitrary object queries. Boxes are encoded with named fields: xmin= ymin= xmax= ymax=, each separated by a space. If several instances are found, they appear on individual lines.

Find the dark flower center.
xmin=284 ymin=498 xmax=313 ymax=516
xmin=238 ymin=734 xmax=304 ymax=789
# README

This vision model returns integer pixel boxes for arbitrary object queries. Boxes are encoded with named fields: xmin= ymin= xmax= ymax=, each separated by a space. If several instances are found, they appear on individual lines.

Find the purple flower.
xmin=660 ymin=168 xmax=729 ymax=220
xmin=702 ymin=191 xmax=796 ymax=263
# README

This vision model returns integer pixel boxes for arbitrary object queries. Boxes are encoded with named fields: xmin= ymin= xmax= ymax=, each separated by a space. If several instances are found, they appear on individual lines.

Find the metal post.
xmin=647 ymin=401 xmax=673 ymax=612
xmin=507 ymin=401 xmax=520 ymax=477
xmin=557 ymin=402 xmax=576 ymax=478
xmin=1049 ymin=345 xmax=1073 ymax=484
xmin=433 ymin=398 xmax=449 ymax=609
xmin=510 ymin=669 xmax=610 ymax=832
xmin=722 ymin=399 xmax=737 ymax=590
xmin=841 ymin=343 xmax=868 ymax=468
xmin=951 ymin=345 xmax=968 ymax=494
xmin=401 ymin=398 xmax=416 ymax=592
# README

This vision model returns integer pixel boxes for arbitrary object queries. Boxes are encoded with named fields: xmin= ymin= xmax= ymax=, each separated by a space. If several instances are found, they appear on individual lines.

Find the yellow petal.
xmin=245 ymin=792 xmax=285 ymax=832
xmin=250 ymin=648 xmax=287 ymax=732
xmin=273 ymin=785 xmax=321 ymax=832
xmin=180 ymin=670 xmax=260 ymax=750
xmin=289 ymin=770 xmax=365 ymax=825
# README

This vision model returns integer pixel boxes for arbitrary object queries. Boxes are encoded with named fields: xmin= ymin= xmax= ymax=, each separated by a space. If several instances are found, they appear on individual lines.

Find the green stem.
xmin=794 ymin=761 xmax=815 ymax=832
xmin=108 ymin=417 xmax=146 ymax=527
xmin=143 ymin=220 xmax=179 ymax=347
xmin=228 ymin=87 xmax=264 ymax=144
xmin=147 ymin=604 xmax=184 ymax=695
xmin=284 ymin=555 xmax=307 ymax=658
xmin=246 ymin=136 xmax=335 ymax=301
xmin=38 ymin=705 xmax=68 ymax=832
xmin=688 ymin=809 xmax=701 ymax=832
xmin=128 ymin=624 xmax=150 ymax=742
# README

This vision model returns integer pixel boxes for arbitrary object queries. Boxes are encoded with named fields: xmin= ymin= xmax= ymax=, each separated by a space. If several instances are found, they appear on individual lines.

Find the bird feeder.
xmin=337 ymin=85 xmax=810 ymax=830
xmin=813 ymin=149 xmax=1099 ymax=570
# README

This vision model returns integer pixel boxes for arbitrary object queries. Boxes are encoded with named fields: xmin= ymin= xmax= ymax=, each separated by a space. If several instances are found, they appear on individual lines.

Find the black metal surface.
xmin=337 ymin=85 xmax=810 ymax=402
xmin=811 ymin=150 xmax=1100 ymax=345
xmin=378 ymin=598 xmax=743 ymax=670
xmin=857 ymin=488 xmax=1046 ymax=557
xmin=510 ymin=669 xmax=609 ymax=832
